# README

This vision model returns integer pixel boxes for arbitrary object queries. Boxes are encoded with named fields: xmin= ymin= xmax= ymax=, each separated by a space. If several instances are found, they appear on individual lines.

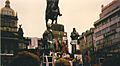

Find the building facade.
xmin=0 ymin=0 xmax=20 ymax=66
xmin=94 ymin=0 xmax=120 ymax=64
xmin=26 ymin=37 xmax=41 ymax=49
xmin=0 ymin=0 xmax=19 ymax=54
xmin=79 ymin=28 xmax=95 ymax=53
xmin=78 ymin=28 xmax=95 ymax=66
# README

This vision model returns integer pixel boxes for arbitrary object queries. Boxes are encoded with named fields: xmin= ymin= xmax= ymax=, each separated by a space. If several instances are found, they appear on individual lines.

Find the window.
xmin=115 ymin=33 xmax=120 ymax=38
xmin=110 ymin=23 xmax=117 ymax=30
xmin=100 ymin=39 xmax=103 ymax=44
xmin=96 ymin=41 xmax=100 ymax=45
xmin=102 ymin=20 xmax=107 ymax=25
xmin=96 ymin=31 xmax=102 ymax=37
xmin=106 ymin=27 xmax=110 ymax=33
xmin=102 ymin=29 xmax=106 ymax=35
xmin=118 ymin=22 xmax=120 ymax=27
xmin=111 ymin=14 xmax=117 ymax=21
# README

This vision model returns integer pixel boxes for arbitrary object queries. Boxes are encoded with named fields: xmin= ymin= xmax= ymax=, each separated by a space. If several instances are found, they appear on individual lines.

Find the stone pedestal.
xmin=72 ymin=44 xmax=76 ymax=54
xmin=71 ymin=40 xmax=77 ymax=54
xmin=43 ymin=24 xmax=68 ymax=53
xmin=51 ymin=24 xmax=64 ymax=32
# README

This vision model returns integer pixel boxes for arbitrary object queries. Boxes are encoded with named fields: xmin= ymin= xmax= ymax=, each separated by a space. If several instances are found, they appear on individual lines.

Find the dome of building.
xmin=0 ymin=0 xmax=15 ymax=16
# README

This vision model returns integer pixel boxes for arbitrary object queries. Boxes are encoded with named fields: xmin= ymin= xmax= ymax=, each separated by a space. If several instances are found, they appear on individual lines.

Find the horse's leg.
xmin=46 ymin=19 xmax=48 ymax=28
xmin=52 ymin=19 xmax=54 ymax=24
xmin=55 ymin=18 xmax=57 ymax=24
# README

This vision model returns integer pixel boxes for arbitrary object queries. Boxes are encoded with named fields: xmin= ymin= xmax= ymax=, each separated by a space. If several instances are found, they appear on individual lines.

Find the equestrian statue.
xmin=45 ymin=0 xmax=62 ymax=28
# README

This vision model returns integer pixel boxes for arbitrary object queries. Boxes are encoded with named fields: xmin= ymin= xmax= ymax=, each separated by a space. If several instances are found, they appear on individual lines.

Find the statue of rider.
xmin=45 ymin=0 xmax=62 ymax=28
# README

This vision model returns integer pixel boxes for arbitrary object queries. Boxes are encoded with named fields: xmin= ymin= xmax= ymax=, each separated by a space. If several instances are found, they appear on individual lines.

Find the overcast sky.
xmin=0 ymin=0 xmax=113 ymax=38
xmin=0 ymin=0 xmax=113 ymax=53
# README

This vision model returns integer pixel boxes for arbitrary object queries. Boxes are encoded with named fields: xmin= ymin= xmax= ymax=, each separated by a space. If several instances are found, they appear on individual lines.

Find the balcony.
xmin=104 ymin=29 xmax=116 ymax=37
xmin=94 ymin=17 xmax=120 ymax=33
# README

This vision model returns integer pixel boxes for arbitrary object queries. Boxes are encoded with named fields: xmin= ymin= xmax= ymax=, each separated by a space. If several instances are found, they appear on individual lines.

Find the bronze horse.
xmin=45 ymin=0 xmax=62 ymax=28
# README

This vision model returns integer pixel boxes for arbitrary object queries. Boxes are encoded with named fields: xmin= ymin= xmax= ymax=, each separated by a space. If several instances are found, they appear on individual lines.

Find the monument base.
xmin=51 ymin=24 xmax=64 ymax=32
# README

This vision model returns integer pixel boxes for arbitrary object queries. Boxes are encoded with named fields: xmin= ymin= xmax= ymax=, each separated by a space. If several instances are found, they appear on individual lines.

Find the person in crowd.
xmin=8 ymin=51 xmax=40 ymax=66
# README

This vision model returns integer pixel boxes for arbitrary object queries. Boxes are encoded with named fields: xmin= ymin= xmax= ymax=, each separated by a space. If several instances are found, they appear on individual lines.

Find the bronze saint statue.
xmin=18 ymin=25 xmax=24 ymax=38
xmin=70 ymin=28 xmax=79 ymax=40
xmin=45 ymin=0 xmax=62 ymax=28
